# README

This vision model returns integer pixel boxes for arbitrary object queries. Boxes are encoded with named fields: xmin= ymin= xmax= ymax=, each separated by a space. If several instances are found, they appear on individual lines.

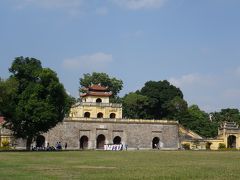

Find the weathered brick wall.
xmin=42 ymin=119 xmax=179 ymax=150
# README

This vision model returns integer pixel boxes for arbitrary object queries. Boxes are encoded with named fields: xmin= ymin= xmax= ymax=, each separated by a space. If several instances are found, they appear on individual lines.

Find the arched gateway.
xmin=152 ymin=137 xmax=160 ymax=149
xmin=227 ymin=135 xmax=236 ymax=148
xmin=113 ymin=136 xmax=121 ymax=144
xmin=80 ymin=136 xmax=88 ymax=149
xmin=96 ymin=134 xmax=106 ymax=149
xmin=36 ymin=135 xmax=45 ymax=148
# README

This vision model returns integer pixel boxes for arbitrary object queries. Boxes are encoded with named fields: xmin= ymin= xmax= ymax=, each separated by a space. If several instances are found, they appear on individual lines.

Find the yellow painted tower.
xmin=69 ymin=84 xmax=122 ymax=119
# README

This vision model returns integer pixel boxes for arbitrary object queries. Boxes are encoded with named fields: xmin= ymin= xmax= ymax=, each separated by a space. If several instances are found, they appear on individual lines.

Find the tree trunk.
xmin=26 ymin=136 xmax=33 ymax=151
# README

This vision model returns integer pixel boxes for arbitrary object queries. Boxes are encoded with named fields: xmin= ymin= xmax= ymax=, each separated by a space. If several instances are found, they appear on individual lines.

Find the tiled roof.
xmin=221 ymin=122 xmax=239 ymax=129
xmin=80 ymin=84 xmax=111 ymax=97
xmin=81 ymin=91 xmax=112 ymax=97
xmin=88 ymin=84 xmax=108 ymax=91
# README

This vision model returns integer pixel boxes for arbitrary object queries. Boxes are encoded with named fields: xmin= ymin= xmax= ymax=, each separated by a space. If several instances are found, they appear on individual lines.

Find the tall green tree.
xmin=0 ymin=57 xmax=73 ymax=150
xmin=0 ymin=77 xmax=18 ymax=117
xmin=122 ymin=92 xmax=149 ymax=119
xmin=122 ymin=80 xmax=186 ymax=120
xmin=140 ymin=80 xmax=184 ymax=119
xmin=163 ymin=96 xmax=188 ymax=120
xmin=79 ymin=72 xmax=123 ymax=100
xmin=180 ymin=105 xmax=218 ymax=138
xmin=211 ymin=108 xmax=240 ymax=125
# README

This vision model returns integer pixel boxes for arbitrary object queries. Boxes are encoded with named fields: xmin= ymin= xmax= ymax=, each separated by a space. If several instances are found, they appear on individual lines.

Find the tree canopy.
xmin=79 ymin=72 xmax=123 ymax=100
xmin=0 ymin=57 xmax=73 ymax=150
xmin=122 ymin=92 xmax=149 ymax=119
xmin=123 ymin=80 xmax=187 ymax=119
xmin=140 ymin=80 xmax=186 ymax=119
xmin=211 ymin=108 xmax=240 ymax=125
xmin=122 ymin=80 xmax=219 ymax=138
xmin=180 ymin=105 xmax=218 ymax=138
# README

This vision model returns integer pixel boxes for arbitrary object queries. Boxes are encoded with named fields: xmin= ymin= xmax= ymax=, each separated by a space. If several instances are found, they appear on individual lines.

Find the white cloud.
xmin=62 ymin=52 xmax=113 ymax=71
xmin=111 ymin=0 xmax=167 ymax=10
xmin=169 ymin=74 xmax=197 ymax=87
xmin=14 ymin=0 xmax=84 ymax=15
xmin=168 ymin=72 xmax=240 ymax=112
xmin=169 ymin=74 xmax=221 ymax=112
xmin=13 ymin=0 xmax=166 ymax=13
xmin=169 ymin=73 xmax=215 ymax=88
xmin=18 ymin=0 xmax=82 ymax=9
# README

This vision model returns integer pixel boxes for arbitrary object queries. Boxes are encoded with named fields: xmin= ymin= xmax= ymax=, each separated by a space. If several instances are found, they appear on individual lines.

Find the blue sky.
xmin=0 ymin=0 xmax=240 ymax=112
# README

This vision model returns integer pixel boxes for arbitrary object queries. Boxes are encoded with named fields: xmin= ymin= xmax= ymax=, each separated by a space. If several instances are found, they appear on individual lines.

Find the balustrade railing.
xmin=64 ymin=117 xmax=178 ymax=124
xmin=74 ymin=102 xmax=122 ymax=108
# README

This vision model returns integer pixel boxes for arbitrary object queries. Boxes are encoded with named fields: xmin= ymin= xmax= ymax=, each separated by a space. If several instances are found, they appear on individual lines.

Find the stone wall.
xmin=42 ymin=118 xmax=179 ymax=150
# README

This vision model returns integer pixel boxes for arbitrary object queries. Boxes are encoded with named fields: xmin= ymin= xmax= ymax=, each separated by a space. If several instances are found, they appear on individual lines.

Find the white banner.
xmin=104 ymin=144 xmax=123 ymax=151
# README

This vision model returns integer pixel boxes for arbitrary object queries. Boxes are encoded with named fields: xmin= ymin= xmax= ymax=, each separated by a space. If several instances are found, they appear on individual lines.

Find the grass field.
xmin=0 ymin=150 xmax=240 ymax=180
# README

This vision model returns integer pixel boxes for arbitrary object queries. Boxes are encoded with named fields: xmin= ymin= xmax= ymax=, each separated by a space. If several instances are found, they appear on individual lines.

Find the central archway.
xmin=228 ymin=135 xmax=236 ymax=148
xmin=80 ymin=136 xmax=89 ymax=149
xmin=96 ymin=134 xmax=105 ymax=149
xmin=152 ymin=137 xmax=160 ymax=149
xmin=113 ymin=136 xmax=121 ymax=144
xmin=36 ymin=135 xmax=45 ymax=148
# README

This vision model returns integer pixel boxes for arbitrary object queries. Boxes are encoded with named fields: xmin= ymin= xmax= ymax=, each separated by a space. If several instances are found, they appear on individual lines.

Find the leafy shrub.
xmin=0 ymin=146 xmax=11 ymax=150
xmin=2 ymin=140 xmax=10 ymax=147
xmin=0 ymin=140 xmax=12 ymax=150
xmin=182 ymin=143 xmax=190 ymax=150
xmin=221 ymin=148 xmax=238 ymax=151
xmin=218 ymin=143 xmax=226 ymax=149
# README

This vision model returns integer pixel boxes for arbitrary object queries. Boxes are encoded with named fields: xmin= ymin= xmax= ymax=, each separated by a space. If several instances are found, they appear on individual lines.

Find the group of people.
xmin=32 ymin=142 xmax=68 ymax=151
xmin=55 ymin=142 xmax=68 ymax=150
xmin=32 ymin=142 xmax=130 ymax=151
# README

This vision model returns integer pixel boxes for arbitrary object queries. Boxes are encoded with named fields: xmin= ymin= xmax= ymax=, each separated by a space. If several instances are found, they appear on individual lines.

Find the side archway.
xmin=80 ymin=136 xmax=89 ymax=149
xmin=36 ymin=135 xmax=45 ymax=148
xmin=228 ymin=135 xmax=236 ymax=148
xmin=96 ymin=134 xmax=105 ymax=149
xmin=113 ymin=136 xmax=121 ymax=144
xmin=152 ymin=137 xmax=160 ymax=149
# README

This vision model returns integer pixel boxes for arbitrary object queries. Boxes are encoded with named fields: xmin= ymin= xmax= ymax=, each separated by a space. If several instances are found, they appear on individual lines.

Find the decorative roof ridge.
xmin=80 ymin=91 xmax=112 ymax=97
xmin=88 ymin=84 xmax=109 ymax=91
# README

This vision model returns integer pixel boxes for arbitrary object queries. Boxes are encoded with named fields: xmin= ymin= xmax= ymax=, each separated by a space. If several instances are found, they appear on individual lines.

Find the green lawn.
xmin=0 ymin=150 xmax=240 ymax=180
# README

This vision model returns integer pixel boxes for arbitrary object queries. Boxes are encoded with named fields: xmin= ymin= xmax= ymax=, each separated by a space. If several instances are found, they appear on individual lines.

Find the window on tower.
xmin=97 ymin=112 xmax=103 ymax=118
xmin=84 ymin=112 xmax=90 ymax=118
xmin=96 ymin=98 xmax=102 ymax=103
